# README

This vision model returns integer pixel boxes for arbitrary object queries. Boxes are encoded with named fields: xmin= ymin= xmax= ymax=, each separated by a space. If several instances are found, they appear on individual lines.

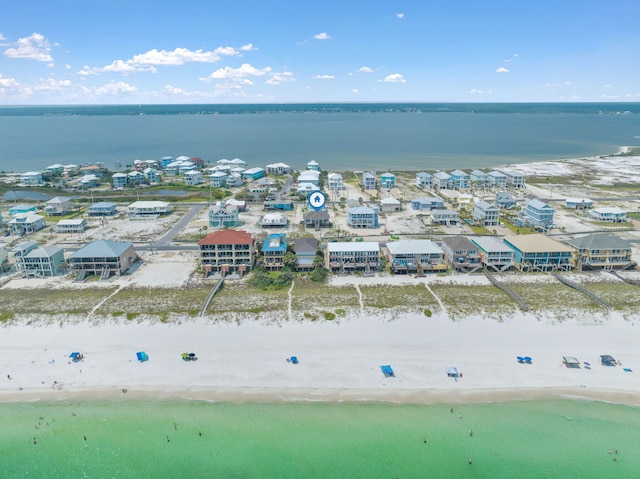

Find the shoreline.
xmin=2 ymin=385 xmax=640 ymax=408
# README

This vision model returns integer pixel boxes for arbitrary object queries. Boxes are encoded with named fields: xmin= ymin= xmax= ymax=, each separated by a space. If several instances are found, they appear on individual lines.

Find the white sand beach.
xmin=1 ymin=283 xmax=639 ymax=406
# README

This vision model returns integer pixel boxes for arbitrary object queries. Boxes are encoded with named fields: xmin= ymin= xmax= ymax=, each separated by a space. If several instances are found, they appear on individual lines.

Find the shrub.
xmin=323 ymin=311 xmax=336 ymax=321
xmin=424 ymin=309 xmax=432 ymax=317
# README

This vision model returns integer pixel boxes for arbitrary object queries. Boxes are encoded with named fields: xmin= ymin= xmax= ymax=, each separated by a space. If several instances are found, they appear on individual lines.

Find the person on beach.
xmin=469 ymin=430 xmax=473 ymax=437
xmin=467 ymin=459 xmax=472 ymax=465
xmin=450 ymin=407 xmax=454 ymax=413
xmin=33 ymin=437 xmax=37 ymax=445
xmin=166 ymin=435 xmax=170 ymax=443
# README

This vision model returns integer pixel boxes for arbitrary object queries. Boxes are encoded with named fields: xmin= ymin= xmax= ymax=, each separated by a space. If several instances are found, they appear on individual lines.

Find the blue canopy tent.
xmin=136 ymin=351 xmax=149 ymax=362
xmin=446 ymin=366 xmax=460 ymax=378
xmin=69 ymin=352 xmax=84 ymax=362
xmin=380 ymin=365 xmax=395 ymax=377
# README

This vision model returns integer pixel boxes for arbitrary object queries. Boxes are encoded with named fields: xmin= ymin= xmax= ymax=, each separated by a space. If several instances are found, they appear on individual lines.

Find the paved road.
xmin=157 ymin=203 xmax=206 ymax=246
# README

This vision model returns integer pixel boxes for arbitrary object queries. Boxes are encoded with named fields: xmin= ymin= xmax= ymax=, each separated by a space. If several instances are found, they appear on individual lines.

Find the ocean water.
xmin=1 ymin=103 xmax=639 ymax=173
xmin=1 ymin=399 xmax=638 ymax=478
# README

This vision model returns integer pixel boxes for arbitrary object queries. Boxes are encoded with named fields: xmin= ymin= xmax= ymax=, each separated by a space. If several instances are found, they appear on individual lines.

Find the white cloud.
xmin=203 ymin=63 xmax=271 ymax=82
xmin=467 ymin=89 xmax=493 ymax=94
xmin=600 ymin=94 xmax=619 ymax=100
xmin=0 ymin=74 xmax=19 ymax=88
xmin=358 ymin=66 xmax=373 ymax=73
xmin=382 ymin=73 xmax=406 ymax=83
xmin=604 ymin=84 xmax=612 ymax=88
xmin=79 ymin=45 xmax=244 ymax=76
xmin=496 ymin=67 xmax=510 ymax=73
xmin=64 ymin=64 xmax=72 ymax=70
xmin=4 ymin=32 xmax=53 ymax=62
xmin=313 ymin=74 xmax=335 ymax=79
xmin=313 ymin=32 xmax=331 ymax=40
xmin=94 ymin=81 xmax=137 ymax=95
xmin=32 ymin=78 xmax=73 ymax=91
xmin=266 ymin=71 xmax=295 ymax=85
xmin=396 ymin=13 xmax=405 ymax=19
xmin=240 ymin=43 xmax=257 ymax=51
xmin=352 ymin=89 xmax=359 ymax=94
xmin=0 ymin=33 xmax=6 ymax=41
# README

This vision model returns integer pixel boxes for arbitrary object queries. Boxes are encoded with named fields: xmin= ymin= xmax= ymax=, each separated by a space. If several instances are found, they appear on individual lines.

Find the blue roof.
xmin=69 ymin=240 xmax=133 ymax=258
xmin=262 ymin=234 xmax=287 ymax=252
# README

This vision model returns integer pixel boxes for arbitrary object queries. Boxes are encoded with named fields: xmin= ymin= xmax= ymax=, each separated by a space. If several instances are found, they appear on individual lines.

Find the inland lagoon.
xmin=2 ymin=399 xmax=638 ymax=478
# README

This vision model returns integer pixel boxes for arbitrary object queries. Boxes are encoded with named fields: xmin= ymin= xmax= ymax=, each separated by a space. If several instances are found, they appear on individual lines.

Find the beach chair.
xmin=380 ymin=365 xmax=395 ymax=377
xmin=517 ymin=356 xmax=525 ymax=364
xmin=524 ymin=357 xmax=532 ymax=364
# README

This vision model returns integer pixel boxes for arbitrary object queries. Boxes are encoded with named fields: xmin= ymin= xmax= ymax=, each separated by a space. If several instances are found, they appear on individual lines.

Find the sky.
xmin=1 ymin=0 xmax=639 ymax=104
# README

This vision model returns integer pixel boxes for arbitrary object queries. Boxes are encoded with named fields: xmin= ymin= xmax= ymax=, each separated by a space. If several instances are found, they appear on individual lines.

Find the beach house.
xmin=79 ymin=174 xmax=98 ymax=188
xmin=9 ymin=204 xmax=37 ymax=216
xmin=225 ymin=172 xmax=244 ymax=187
xmin=430 ymin=209 xmax=459 ymax=226
xmin=127 ymin=201 xmax=171 ymax=219
xmin=362 ymin=172 xmax=376 ymax=190
xmin=208 ymin=204 xmax=239 ymax=228
xmin=46 ymin=164 xmax=64 ymax=175
xmin=502 ymin=170 xmax=526 ymax=188
xmin=565 ymin=198 xmax=593 ymax=210
xmin=449 ymin=170 xmax=469 ymax=189
xmin=470 ymin=170 xmax=490 ymax=187
xmin=441 ymin=236 xmax=482 ymax=273
xmin=259 ymin=213 xmax=288 ymax=228
xmin=298 ymin=170 xmax=321 ymax=187
xmin=589 ymin=207 xmax=627 ymax=223
xmin=9 ymin=212 xmax=46 ymax=234
xmin=242 ymin=167 xmax=265 ymax=181
xmin=12 ymin=241 xmax=65 ymax=277
xmin=472 ymin=200 xmax=500 ymax=226
xmin=55 ymin=219 xmax=87 ymax=234
xmin=143 ymin=168 xmax=161 ymax=183
xmin=112 ymin=173 xmax=128 ymax=189
xmin=380 ymin=197 xmax=402 ymax=213
xmin=20 ymin=172 xmax=44 ymax=186
xmin=265 ymin=163 xmax=291 ymax=175
xmin=347 ymin=206 xmax=379 ymax=228
xmin=380 ymin=172 xmax=396 ymax=189
xmin=433 ymin=171 xmax=452 ymax=190
xmin=87 ymin=202 xmax=117 ymax=217
xmin=209 ymin=171 xmax=228 ymax=188
xmin=564 ymin=233 xmax=635 ymax=271
xmin=184 ymin=170 xmax=203 ymax=186
xmin=503 ymin=234 xmax=574 ymax=272
xmin=261 ymin=233 xmax=288 ymax=271
xmin=471 ymin=236 xmax=515 ymax=271
xmin=415 ymin=172 xmax=433 ymax=189
xmin=68 ymin=240 xmax=137 ymax=279
xmin=160 ymin=156 xmax=174 ymax=169
xmin=385 ymin=240 xmax=446 ymax=274
xmin=411 ymin=197 xmax=445 ymax=211
xmin=487 ymin=171 xmax=507 ymax=188
xmin=303 ymin=210 xmax=330 ymax=229
xmin=197 ymin=229 xmax=256 ymax=277
xmin=306 ymin=160 xmax=320 ymax=171
xmin=44 ymin=197 xmax=73 ymax=216
xmin=293 ymin=238 xmax=319 ymax=271
xmin=327 ymin=173 xmax=344 ymax=191
xmin=127 ymin=171 xmax=145 ymax=185
xmin=495 ymin=192 xmax=517 ymax=210
xmin=520 ymin=198 xmax=555 ymax=228
xmin=326 ymin=242 xmax=380 ymax=274
xmin=264 ymin=200 xmax=293 ymax=211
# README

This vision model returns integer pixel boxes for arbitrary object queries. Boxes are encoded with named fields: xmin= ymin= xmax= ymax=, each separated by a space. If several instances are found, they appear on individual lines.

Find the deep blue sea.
xmin=1 ymin=103 xmax=639 ymax=172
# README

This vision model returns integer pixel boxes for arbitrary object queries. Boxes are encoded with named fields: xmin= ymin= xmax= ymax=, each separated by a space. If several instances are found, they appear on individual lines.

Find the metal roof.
xmin=69 ymin=240 xmax=133 ymax=258
xmin=565 ymin=233 xmax=631 ymax=251
xmin=327 ymin=242 xmax=379 ymax=253
xmin=386 ymin=240 xmax=443 ymax=255
xmin=504 ymin=234 xmax=573 ymax=253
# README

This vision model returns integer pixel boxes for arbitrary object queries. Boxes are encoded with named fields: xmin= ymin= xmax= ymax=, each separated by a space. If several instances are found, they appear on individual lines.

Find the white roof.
xmin=327 ymin=242 xmax=379 ymax=253
xmin=472 ymin=236 xmax=513 ymax=253
xmin=386 ymin=240 xmax=442 ymax=255
xmin=592 ymin=207 xmax=625 ymax=214
xmin=266 ymin=162 xmax=290 ymax=168
xmin=328 ymin=172 xmax=342 ymax=179
xmin=565 ymin=198 xmax=593 ymax=203
xmin=185 ymin=170 xmax=202 ymax=176
xmin=380 ymin=197 xmax=400 ymax=204
xmin=128 ymin=201 xmax=169 ymax=208
xmin=57 ymin=219 xmax=86 ymax=226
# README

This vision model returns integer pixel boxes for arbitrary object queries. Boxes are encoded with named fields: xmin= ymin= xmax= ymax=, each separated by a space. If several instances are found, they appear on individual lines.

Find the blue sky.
xmin=1 ymin=0 xmax=639 ymax=104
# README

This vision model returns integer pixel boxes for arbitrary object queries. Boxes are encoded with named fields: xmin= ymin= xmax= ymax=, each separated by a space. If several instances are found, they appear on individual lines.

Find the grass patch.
xmin=322 ymin=311 xmax=336 ymax=321
xmin=0 ymin=311 xmax=15 ymax=323
xmin=0 ymin=287 xmax=118 ymax=317
xmin=428 ymin=283 xmax=515 ymax=320
xmin=577 ymin=281 xmax=640 ymax=313
xmin=507 ymin=280 xmax=603 ymax=316
xmin=360 ymin=284 xmax=439 ymax=312
xmin=206 ymin=281 xmax=289 ymax=318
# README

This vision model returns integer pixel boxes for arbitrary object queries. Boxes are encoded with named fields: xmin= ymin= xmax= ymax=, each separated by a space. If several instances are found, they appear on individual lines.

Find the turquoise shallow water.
xmin=1 ymin=399 xmax=638 ymax=478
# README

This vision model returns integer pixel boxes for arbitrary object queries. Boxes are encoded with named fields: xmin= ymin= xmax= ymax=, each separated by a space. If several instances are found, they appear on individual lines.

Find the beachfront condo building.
xmin=385 ymin=240 xmax=447 ymax=274
xmin=441 ymin=236 xmax=482 ymax=273
xmin=326 ymin=242 xmax=380 ymax=274
xmin=198 ymin=230 xmax=256 ymax=278
xmin=68 ymin=240 xmax=137 ymax=279
xmin=471 ymin=237 xmax=515 ymax=272
xmin=565 ymin=233 xmax=635 ymax=271
xmin=503 ymin=234 xmax=573 ymax=272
